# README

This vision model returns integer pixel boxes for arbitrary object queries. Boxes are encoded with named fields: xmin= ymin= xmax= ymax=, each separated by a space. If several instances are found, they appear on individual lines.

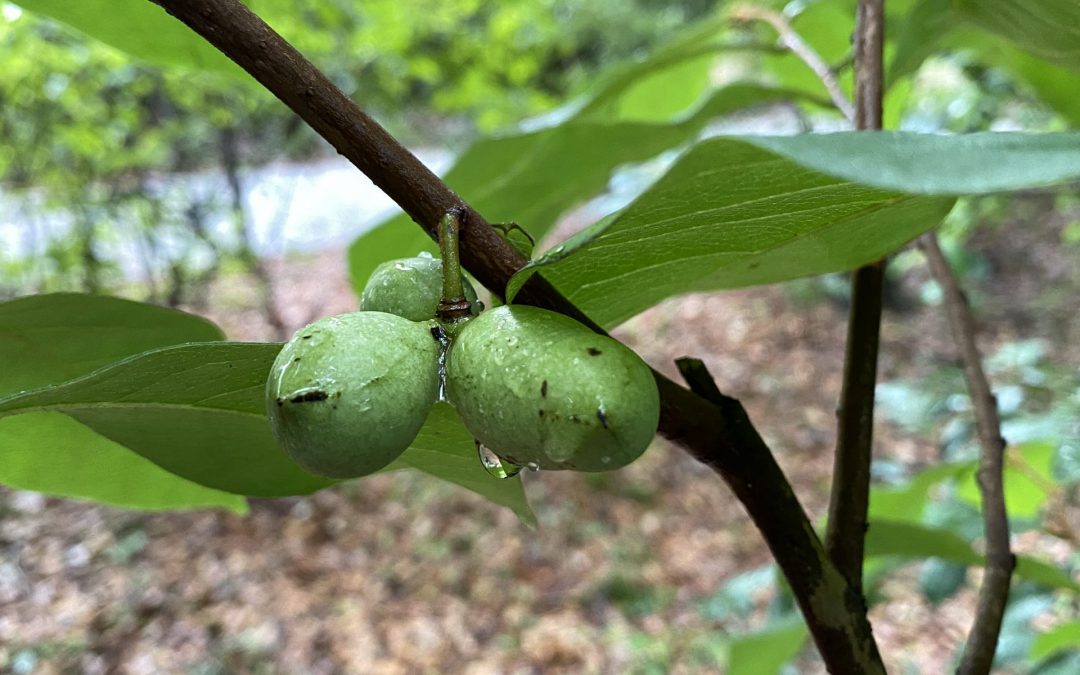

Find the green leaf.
xmin=1013 ymin=557 xmax=1080 ymax=592
xmin=509 ymin=132 xmax=1080 ymax=327
xmin=956 ymin=441 xmax=1056 ymax=519
xmin=866 ymin=520 xmax=1080 ymax=592
xmin=508 ymin=138 xmax=955 ymax=326
xmin=727 ymin=618 xmax=809 ymax=675
xmin=585 ymin=53 xmax=715 ymax=124
xmin=0 ymin=293 xmax=224 ymax=398
xmin=348 ymin=84 xmax=814 ymax=292
xmin=1031 ymin=620 xmax=1080 ymax=663
xmin=574 ymin=13 xmax=729 ymax=122
xmin=0 ymin=341 xmax=332 ymax=497
xmin=396 ymin=403 xmax=536 ymax=528
xmin=866 ymin=519 xmax=982 ymax=564
xmin=888 ymin=0 xmax=954 ymax=82
xmin=0 ymin=411 xmax=247 ymax=513
xmin=0 ymin=342 xmax=534 ymax=522
xmin=868 ymin=460 xmax=972 ymax=523
xmin=955 ymin=0 xmax=1080 ymax=73
xmin=13 ymin=0 xmax=239 ymax=74
xmin=741 ymin=132 xmax=1080 ymax=195
xmin=964 ymin=35 xmax=1080 ymax=128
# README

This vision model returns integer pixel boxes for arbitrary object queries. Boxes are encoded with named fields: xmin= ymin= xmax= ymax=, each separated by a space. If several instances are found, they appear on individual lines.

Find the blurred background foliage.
xmin=0 ymin=0 xmax=718 ymax=322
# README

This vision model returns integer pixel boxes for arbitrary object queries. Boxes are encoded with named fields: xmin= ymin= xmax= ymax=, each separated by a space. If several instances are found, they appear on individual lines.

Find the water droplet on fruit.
xmin=393 ymin=262 xmax=413 ymax=271
xmin=433 ymin=325 xmax=451 ymax=401
xmin=417 ymin=251 xmax=434 ymax=259
xmin=525 ymin=462 xmax=540 ymax=472
xmin=478 ymin=443 xmax=521 ymax=479
xmin=601 ymin=456 xmax=612 ymax=464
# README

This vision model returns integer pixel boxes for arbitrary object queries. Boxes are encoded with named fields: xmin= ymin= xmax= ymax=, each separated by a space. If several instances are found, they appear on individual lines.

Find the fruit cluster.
xmin=266 ymin=253 xmax=660 ymax=478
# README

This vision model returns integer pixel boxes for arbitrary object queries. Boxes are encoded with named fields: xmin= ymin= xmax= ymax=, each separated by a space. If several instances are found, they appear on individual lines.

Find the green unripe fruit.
xmin=361 ymin=253 xmax=479 ymax=322
xmin=446 ymin=305 xmax=660 ymax=471
xmin=266 ymin=311 xmax=441 ymax=478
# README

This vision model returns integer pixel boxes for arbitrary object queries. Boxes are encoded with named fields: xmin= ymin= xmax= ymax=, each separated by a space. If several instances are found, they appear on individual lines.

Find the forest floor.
xmin=2 ymin=200 xmax=1078 ymax=674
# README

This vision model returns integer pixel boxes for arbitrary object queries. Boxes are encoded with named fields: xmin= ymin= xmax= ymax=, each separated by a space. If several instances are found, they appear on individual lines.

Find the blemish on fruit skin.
xmin=541 ymin=380 xmax=548 ymax=398
xmin=301 ymin=335 xmax=313 ymax=340
xmin=587 ymin=347 xmax=602 ymax=356
xmin=293 ymin=357 xmax=301 ymax=363
xmin=596 ymin=407 xmax=609 ymax=428
xmin=289 ymin=390 xmax=329 ymax=403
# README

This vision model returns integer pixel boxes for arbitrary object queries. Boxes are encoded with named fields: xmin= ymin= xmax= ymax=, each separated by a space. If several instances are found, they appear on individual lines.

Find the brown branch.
xmin=826 ymin=259 xmax=884 ymax=589
xmin=730 ymin=4 xmax=856 ymax=124
xmin=920 ymin=233 xmax=1013 ymax=675
xmin=824 ymin=0 xmax=886 ymax=595
xmin=146 ymin=1 xmax=885 ymax=671
xmin=675 ymin=358 xmax=885 ymax=672
xmin=851 ymin=0 xmax=885 ymax=132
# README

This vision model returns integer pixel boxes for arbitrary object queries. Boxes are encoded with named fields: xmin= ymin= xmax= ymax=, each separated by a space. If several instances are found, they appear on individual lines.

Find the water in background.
xmin=0 ymin=148 xmax=452 ymax=282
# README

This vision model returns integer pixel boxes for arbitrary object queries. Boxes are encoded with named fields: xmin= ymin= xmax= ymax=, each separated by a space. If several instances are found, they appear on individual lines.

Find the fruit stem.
xmin=437 ymin=208 xmax=473 ymax=323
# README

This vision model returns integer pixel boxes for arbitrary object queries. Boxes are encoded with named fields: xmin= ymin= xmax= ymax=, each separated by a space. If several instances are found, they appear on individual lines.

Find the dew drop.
xmin=477 ymin=443 xmax=521 ymax=479
xmin=393 ymin=262 xmax=413 ymax=271
xmin=525 ymin=462 xmax=540 ymax=472
xmin=601 ymin=456 xmax=612 ymax=464
xmin=417 ymin=251 xmax=434 ymax=259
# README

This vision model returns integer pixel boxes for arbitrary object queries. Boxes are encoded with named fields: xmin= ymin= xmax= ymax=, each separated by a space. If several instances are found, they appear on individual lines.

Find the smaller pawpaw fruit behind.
xmin=266 ymin=311 xmax=441 ymax=478
xmin=446 ymin=305 xmax=659 ymax=471
xmin=361 ymin=253 xmax=480 ymax=322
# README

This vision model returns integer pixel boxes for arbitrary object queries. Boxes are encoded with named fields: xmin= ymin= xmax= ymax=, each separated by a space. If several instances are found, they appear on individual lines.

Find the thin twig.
xmin=824 ymin=0 xmax=886 ymax=595
xmin=730 ymin=4 xmax=856 ymax=124
xmin=146 ymin=1 xmax=886 ymax=671
xmin=920 ymin=233 xmax=1013 ymax=675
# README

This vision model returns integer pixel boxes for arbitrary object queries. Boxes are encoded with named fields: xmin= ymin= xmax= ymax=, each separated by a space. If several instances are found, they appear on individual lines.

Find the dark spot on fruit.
xmin=597 ymin=408 xmax=609 ymax=429
xmin=538 ymin=409 xmax=545 ymax=418
xmin=587 ymin=347 xmax=602 ymax=356
xmin=541 ymin=380 xmax=548 ymax=398
xmin=301 ymin=335 xmax=313 ymax=340
xmin=275 ymin=398 xmax=284 ymax=407
xmin=334 ymin=391 xmax=342 ymax=398
xmin=293 ymin=357 xmax=301 ymax=363
xmin=289 ymin=390 xmax=329 ymax=403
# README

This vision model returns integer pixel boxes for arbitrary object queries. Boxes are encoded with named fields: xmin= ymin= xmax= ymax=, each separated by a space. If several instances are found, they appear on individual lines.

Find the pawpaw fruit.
xmin=361 ymin=253 xmax=479 ymax=322
xmin=445 ymin=305 xmax=659 ymax=471
xmin=266 ymin=311 xmax=441 ymax=478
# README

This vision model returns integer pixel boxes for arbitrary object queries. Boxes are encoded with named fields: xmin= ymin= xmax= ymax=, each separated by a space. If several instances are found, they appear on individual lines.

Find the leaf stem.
xmin=436 ymin=209 xmax=472 ymax=323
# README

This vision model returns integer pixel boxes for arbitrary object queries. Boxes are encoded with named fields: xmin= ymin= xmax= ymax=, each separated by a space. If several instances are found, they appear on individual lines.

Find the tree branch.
xmin=824 ymin=0 xmax=886 ymax=595
xmin=826 ymin=259 xmax=884 ymax=589
xmin=920 ymin=233 xmax=1013 ymax=675
xmin=730 ymin=4 xmax=856 ymax=124
xmin=146 ymin=1 xmax=885 ymax=670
